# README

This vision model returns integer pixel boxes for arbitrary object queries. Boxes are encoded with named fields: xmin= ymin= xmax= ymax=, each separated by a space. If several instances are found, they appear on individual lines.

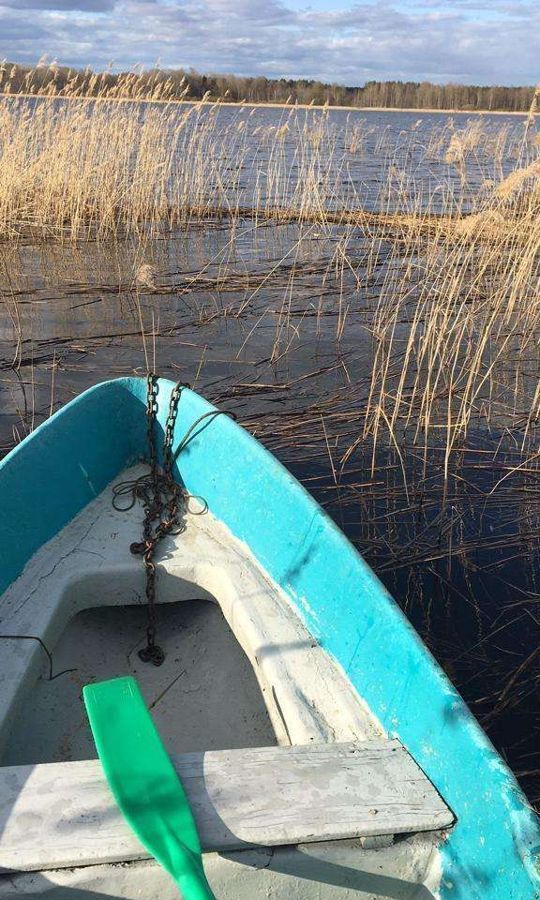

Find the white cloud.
xmin=0 ymin=0 xmax=537 ymax=83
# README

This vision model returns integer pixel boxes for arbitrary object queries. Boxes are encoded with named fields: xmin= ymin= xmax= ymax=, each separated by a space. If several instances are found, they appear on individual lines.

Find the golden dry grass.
xmin=0 ymin=69 xmax=536 ymax=241
xmin=0 ymin=69 xmax=538 ymax=476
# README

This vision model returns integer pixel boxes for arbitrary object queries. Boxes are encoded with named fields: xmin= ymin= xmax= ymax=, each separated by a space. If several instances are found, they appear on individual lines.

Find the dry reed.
xmin=0 ymin=70 xmax=539 ymax=805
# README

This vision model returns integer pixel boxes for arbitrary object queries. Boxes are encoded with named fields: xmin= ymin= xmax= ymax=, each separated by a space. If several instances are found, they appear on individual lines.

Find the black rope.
xmin=172 ymin=409 xmax=238 ymax=463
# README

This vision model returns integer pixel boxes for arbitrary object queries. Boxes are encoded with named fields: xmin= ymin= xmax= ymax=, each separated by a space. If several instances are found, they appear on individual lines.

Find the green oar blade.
xmin=83 ymin=676 xmax=215 ymax=900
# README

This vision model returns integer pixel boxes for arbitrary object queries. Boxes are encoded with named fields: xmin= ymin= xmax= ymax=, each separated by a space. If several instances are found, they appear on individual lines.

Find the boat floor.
xmin=0 ymin=464 xmax=444 ymax=898
xmin=3 ymin=600 xmax=277 ymax=766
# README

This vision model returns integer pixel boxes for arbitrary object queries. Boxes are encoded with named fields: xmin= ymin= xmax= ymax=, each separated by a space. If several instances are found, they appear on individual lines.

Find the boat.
xmin=0 ymin=375 xmax=538 ymax=899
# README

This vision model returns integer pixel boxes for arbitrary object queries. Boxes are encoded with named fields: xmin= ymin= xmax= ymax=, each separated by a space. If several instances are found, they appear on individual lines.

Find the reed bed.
xmin=0 ymin=69 xmax=536 ymax=240
xmin=0 ymin=73 xmax=539 ymax=806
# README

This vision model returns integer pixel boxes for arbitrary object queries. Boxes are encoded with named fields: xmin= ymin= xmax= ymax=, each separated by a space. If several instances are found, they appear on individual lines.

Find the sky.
xmin=1 ymin=0 xmax=538 ymax=85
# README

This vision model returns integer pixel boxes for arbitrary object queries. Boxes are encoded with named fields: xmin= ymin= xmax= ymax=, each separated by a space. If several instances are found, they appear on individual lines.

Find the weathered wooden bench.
xmin=0 ymin=739 xmax=454 ymax=873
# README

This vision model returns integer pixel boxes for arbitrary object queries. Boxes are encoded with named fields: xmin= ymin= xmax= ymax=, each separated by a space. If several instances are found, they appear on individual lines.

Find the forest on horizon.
xmin=1 ymin=61 xmax=537 ymax=112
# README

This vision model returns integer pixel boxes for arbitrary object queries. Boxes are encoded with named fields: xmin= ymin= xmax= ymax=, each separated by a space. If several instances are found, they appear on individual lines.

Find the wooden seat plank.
xmin=0 ymin=739 xmax=454 ymax=873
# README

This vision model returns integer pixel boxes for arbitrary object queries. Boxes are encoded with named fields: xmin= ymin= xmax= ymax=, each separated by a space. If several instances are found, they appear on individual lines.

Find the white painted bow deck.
xmin=0 ymin=465 xmax=453 ymax=899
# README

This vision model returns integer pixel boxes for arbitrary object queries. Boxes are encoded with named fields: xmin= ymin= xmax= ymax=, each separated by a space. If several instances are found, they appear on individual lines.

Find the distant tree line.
xmin=1 ymin=61 xmax=536 ymax=112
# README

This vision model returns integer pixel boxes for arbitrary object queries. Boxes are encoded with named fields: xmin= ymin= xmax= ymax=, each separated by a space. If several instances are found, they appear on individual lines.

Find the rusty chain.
xmin=112 ymin=374 xmax=234 ymax=665
xmin=113 ymin=373 xmax=187 ymax=666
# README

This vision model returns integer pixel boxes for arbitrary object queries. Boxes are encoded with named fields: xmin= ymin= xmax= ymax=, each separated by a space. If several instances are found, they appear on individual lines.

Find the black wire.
xmin=172 ymin=409 xmax=237 ymax=464
xmin=0 ymin=634 xmax=77 ymax=681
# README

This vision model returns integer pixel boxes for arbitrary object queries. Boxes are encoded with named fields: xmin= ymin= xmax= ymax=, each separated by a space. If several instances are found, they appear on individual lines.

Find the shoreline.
xmin=0 ymin=92 xmax=535 ymax=116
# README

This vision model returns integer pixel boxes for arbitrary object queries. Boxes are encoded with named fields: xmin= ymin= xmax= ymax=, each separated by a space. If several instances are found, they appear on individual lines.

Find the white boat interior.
xmin=0 ymin=464 xmax=449 ymax=899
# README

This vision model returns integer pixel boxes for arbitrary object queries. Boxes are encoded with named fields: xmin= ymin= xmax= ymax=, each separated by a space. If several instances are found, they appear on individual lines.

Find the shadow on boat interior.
xmin=220 ymin=845 xmax=440 ymax=899
xmin=0 ymin=762 xmax=440 ymax=899
xmin=0 ymin=855 xmax=439 ymax=899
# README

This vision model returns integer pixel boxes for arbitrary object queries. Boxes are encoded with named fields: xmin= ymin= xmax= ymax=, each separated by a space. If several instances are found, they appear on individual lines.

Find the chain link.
xmin=112 ymin=374 xmax=229 ymax=665
xmin=131 ymin=374 xmax=187 ymax=666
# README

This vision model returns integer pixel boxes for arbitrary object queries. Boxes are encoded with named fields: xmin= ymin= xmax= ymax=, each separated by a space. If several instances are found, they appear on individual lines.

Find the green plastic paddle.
xmin=83 ymin=676 xmax=215 ymax=900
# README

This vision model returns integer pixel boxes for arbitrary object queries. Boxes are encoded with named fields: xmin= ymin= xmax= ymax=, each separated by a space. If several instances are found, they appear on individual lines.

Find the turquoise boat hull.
xmin=0 ymin=377 xmax=538 ymax=899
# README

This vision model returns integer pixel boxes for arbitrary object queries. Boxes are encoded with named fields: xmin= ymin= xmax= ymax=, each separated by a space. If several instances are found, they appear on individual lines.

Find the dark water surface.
xmin=0 ymin=108 xmax=538 ymax=808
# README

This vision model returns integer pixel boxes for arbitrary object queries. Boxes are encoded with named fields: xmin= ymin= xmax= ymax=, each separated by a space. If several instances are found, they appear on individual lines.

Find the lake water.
xmin=207 ymin=105 xmax=527 ymax=210
xmin=0 ymin=106 xmax=538 ymax=808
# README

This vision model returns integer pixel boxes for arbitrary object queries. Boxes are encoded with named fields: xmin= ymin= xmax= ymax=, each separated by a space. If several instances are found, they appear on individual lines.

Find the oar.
xmin=83 ymin=676 xmax=215 ymax=900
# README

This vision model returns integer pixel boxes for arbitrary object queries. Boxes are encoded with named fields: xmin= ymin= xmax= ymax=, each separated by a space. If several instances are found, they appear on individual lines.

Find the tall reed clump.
xmin=0 ymin=94 xmax=252 ymax=240
xmin=356 ymin=104 xmax=537 ymax=446
xmin=1 ymin=65 xmax=533 ymax=241
xmin=363 ymin=180 xmax=540 ymax=480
